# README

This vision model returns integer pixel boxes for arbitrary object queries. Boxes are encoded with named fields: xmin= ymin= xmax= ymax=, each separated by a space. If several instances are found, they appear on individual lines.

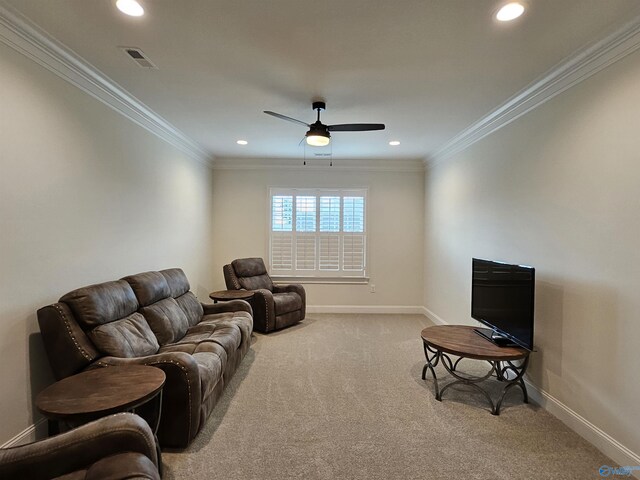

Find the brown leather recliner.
xmin=0 ymin=413 xmax=160 ymax=480
xmin=37 ymin=268 xmax=253 ymax=448
xmin=223 ymin=258 xmax=305 ymax=333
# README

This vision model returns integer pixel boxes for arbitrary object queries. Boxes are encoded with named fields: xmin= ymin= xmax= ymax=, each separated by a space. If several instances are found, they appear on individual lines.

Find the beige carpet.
xmin=162 ymin=314 xmax=612 ymax=479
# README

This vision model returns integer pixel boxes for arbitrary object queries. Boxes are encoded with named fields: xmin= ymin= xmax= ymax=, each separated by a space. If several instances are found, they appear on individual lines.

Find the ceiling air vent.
xmin=120 ymin=47 xmax=158 ymax=69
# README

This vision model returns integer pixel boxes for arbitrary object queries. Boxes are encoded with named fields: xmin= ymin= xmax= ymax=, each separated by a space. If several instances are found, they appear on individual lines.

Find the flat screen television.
xmin=471 ymin=258 xmax=535 ymax=350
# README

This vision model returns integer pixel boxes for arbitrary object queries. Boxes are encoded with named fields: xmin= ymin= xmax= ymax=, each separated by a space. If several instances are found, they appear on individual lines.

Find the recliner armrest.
xmin=273 ymin=283 xmax=306 ymax=320
xmin=250 ymin=289 xmax=276 ymax=332
xmin=202 ymin=299 xmax=252 ymax=316
xmin=0 ymin=413 xmax=159 ymax=480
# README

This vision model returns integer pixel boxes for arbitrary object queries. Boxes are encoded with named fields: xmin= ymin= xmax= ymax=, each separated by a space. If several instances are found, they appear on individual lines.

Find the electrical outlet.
xmin=370 ymin=284 xmax=376 ymax=293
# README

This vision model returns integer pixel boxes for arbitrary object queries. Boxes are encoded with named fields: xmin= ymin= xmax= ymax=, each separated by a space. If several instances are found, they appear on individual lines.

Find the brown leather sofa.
xmin=0 ymin=413 xmax=160 ymax=480
xmin=37 ymin=268 xmax=253 ymax=448
xmin=223 ymin=258 xmax=305 ymax=333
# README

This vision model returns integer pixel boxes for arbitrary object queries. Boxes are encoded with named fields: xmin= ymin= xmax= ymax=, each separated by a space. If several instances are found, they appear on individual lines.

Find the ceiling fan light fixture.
xmin=306 ymin=123 xmax=331 ymax=146
xmin=306 ymin=134 xmax=331 ymax=147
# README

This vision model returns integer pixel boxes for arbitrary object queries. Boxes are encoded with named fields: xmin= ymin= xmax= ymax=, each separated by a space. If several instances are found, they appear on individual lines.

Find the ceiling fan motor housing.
xmin=307 ymin=121 xmax=330 ymax=138
xmin=312 ymin=101 xmax=326 ymax=111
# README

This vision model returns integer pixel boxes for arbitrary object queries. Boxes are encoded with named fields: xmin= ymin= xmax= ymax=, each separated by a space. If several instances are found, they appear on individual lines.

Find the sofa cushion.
xmin=159 ymin=269 xmax=204 ymax=326
xmin=273 ymin=292 xmax=303 ymax=315
xmin=175 ymin=292 xmax=204 ymax=327
xmin=88 ymin=312 xmax=159 ymax=358
xmin=158 ymin=339 xmax=227 ymax=402
xmin=60 ymin=280 xmax=138 ymax=329
xmin=160 ymin=268 xmax=191 ymax=297
xmin=201 ymin=312 xmax=252 ymax=345
xmin=140 ymin=298 xmax=189 ymax=345
xmin=182 ymin=323 xmax=242 ymax=356
xmin=122 ymin=272 xmax=170 ymax=307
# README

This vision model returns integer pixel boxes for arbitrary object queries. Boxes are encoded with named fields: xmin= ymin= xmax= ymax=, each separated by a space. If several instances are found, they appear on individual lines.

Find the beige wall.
xmin=424 ymin=49 xmax=640 ymax=454
xmin=211 ymin=165 xmax=424 ymax=308
xmin=0 ymin=44 xmax=216 ymax=444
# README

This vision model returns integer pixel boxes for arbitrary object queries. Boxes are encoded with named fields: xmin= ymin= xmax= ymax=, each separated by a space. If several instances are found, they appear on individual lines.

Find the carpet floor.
xmin=162 ymin=314 xmax=612 ymax=479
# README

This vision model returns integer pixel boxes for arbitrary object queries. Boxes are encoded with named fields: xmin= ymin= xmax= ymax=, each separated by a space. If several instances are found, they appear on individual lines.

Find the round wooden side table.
xmin=36 ymin=365 xmax=165 ymax=435
xmin=209 ymin=289 xmax=255 ymax=303
xmin=421 ymin=325 xmax=530 ymax=415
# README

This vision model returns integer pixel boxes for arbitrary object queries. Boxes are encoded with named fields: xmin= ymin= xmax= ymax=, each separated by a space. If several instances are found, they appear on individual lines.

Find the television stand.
xmin=421 ymin=325 xmax=530 ymax=415
xmin=474 ymin=327 xmax=519 ymax=347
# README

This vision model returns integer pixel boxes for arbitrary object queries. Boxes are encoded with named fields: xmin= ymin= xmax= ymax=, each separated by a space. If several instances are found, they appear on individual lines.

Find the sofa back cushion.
xmin=161 ymin=269 xmax=204 ymax=327
xmin=140 ymin=298 xmax=189 ymax=345
xmin=60 ymin=280 xmax=138 ymax=329
xmin=122 ymin=271 xmax=171 ymax=306
xmin=88 ymin=312 xmax=159 ymax=357
xmin=232 ymin=258 xmax=273 ymax=291
xmin=160 ymin=268 xmax=189 ymax=297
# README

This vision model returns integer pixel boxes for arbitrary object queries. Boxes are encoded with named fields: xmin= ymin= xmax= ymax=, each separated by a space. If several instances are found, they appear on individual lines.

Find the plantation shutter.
xmin=319 ymin=196 xmax=340 ymax=271
xmin=342 ymin=196 xmax=365 ymax=272
xmin=295 ymin=196 xmax=317 ymax=270
xmin=270 ymin=195 xmax=294 ymax=272
xmin=343 ymin=234 xmax=365 ymax=271
xmin=271 ymin=233 xmax=293 ymax=270
xmin=319 ymin=235 xmax=340 ymax=270
xmin=269 ymin=188 xmax=366 ymax=277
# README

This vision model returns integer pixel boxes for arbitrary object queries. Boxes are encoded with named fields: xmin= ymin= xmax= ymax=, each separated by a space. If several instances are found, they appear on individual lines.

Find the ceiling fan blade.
xmin=327 ymin=123 xmax=385 ymax=132
xmin=264 ymin=111 xmax=309 ymax=127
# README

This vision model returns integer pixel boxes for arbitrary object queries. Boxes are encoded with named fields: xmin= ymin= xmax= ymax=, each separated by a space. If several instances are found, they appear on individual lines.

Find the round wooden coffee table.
xmin=209 ymin=289 xmax=255 ymax=303
xmin=421 ymin=325 xmax=530 ymax=415
xmin=36 ymin=365 xmax=165 ymax=435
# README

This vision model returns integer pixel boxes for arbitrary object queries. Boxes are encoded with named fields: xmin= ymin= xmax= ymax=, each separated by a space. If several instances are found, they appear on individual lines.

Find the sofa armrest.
xmin=202 ymin=299 xmax=252 ymax=316
xmin=89 ymin=352 xmax=201 ymax=448
xmin=0 ymin=413 xmax=159 ymax=480
xmin=273 ymin=284 xmax=306 ymax=320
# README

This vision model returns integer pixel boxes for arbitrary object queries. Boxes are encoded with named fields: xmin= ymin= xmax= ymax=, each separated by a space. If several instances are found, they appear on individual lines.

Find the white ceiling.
xmin=5 ymin=0 xmax=640 ymax=161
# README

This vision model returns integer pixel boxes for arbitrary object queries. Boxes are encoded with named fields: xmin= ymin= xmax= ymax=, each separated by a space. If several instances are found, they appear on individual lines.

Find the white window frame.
xmin=268 ymin=187 xmax=368 ymax=282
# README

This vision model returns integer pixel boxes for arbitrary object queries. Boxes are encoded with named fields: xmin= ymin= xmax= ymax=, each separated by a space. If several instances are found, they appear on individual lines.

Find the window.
xmin=269 ymin=188 xmax=367 ymax=278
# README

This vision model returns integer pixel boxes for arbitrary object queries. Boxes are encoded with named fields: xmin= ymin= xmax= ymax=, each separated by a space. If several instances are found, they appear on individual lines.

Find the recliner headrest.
xmin=232 ymin=258 xmax=268 ymax=277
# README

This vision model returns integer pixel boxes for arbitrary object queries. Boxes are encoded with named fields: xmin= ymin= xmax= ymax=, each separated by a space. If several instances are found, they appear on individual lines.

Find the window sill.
xmin=271 ymin=276 xmax=370 ymax=285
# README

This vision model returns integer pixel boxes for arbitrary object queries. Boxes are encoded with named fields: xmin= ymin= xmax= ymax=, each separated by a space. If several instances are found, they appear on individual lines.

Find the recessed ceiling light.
xmin=236 ymin=140 xmax=248 ymax=145
xmin=389 ymin=141 xmax=400 ymax=146
xmin=496 ymin=2 xmax=525 ymax=22
xmin=116 ymin=0 xmax=144 ymax=17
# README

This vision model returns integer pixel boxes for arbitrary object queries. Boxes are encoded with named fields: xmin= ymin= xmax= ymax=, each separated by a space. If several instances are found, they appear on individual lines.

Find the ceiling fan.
xmin=264 ymin=101 xmax=385 ymax=147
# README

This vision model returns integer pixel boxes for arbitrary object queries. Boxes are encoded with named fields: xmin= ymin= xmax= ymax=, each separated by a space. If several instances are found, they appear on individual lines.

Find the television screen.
xmin=471 ymin=258 xmax=535 ymax=350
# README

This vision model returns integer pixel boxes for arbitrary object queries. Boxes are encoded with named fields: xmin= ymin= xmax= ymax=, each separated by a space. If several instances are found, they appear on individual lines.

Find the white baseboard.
xmin=524 ymin=381 xmax=640 ymax=478
xmin=422 ymin=306 xmax=448 ymax=325
xmin=307 ymin=305 xmax=425 ymax=314
xmin=0 ymin=418 xmax=47 ymax=449
xmin=422 ymin=306 xmax=640 ymax=476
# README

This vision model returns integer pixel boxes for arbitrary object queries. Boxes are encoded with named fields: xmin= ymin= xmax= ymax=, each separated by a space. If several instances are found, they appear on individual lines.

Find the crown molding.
xmin=0 ymin=3 xmax=213 ymax=166
xmin=213 ymin=157 xmax=425 ymax=172
xmin=427 ymin=14 xmax=640 ymax=167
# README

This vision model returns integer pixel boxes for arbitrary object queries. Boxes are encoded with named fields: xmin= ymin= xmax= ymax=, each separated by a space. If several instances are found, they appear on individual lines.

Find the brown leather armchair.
xmin=223 ymin=258 xmax=305 ymax=333
xmin=0 ymin=413 xmax=160 ymax=480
